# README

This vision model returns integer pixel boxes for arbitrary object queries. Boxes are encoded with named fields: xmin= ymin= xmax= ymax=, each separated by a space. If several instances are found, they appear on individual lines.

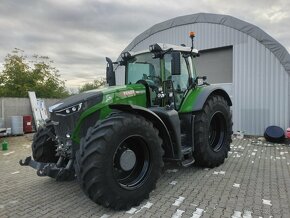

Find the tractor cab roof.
xmin=121 ymin=43 xmax=199 ymax=59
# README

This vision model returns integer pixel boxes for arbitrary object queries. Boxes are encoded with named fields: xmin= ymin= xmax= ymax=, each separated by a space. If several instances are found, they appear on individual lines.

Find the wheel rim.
xmin=209 ymin=112 xmax=226 ymax=152
xmin=113 ymin=135 xmax=150 ymax=190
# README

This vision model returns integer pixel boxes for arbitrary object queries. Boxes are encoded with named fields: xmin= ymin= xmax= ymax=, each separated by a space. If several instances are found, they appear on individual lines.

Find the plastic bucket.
xmin=2 ymin=140 xmax=8 ymax=151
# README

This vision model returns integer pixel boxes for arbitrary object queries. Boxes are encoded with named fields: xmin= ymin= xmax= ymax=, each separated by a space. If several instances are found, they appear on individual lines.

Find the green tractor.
xmin=20 ymin=33 xmax=232 ymax=210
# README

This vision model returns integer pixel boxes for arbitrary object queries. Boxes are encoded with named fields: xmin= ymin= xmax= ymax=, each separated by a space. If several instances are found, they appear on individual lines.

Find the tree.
xmin=79 ymin=78 xmax=106 ymax=93
xmin=0 ymin=49 xmax=69 ymax=98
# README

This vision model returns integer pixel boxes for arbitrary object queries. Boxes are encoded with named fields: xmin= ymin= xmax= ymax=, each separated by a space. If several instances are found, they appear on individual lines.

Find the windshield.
xmin=126 ymin=53 xmax=161 ymax=85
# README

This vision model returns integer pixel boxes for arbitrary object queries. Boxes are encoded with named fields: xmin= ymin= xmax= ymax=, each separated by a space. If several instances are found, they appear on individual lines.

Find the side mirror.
xmin=197 ymin=77 xmax=204 ymax=86
xmin=171 ymin=52 xmax=181 ymax=75
xmin=195 ymin=76 xmax=208 ymax=86
xmin=106 ymin=57 xmax=116 ymax=86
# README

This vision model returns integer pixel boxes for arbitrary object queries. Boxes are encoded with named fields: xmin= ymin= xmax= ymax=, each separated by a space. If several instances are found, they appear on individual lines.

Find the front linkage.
xmin=19 ymin=119 xmax=76 ymax=181
xmin=20 ymin=156 xmax=75 ymax=181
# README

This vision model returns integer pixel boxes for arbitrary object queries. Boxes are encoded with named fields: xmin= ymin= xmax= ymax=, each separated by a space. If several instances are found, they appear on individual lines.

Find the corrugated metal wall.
xmin=0 ymin=97 xmax=60 ymax=128
xmin=116 ymin=23 xmax=290 ymax=135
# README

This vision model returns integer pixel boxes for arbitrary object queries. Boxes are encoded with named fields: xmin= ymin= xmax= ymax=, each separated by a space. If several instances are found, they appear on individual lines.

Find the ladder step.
xmin=181 ymin=146 xmax=192 ymax=155
xmin=181 ymin=146 xmax=194 ymax=167
xmin=181 ymin=158 xmax=195 ymax=167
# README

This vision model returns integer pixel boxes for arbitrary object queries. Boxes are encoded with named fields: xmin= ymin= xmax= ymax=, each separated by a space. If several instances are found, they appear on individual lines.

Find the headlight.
xmin=121 ymin=52 xmax=131 ymax=60
xmin=148 ymin=43 xmax=162 ymax=52
xmin=55 ymin=103 xmax=82 ymax=115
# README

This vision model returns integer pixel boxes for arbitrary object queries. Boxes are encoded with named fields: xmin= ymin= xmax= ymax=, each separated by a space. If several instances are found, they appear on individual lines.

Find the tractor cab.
xmin=120 ymin=43 xmax=199 ymax=110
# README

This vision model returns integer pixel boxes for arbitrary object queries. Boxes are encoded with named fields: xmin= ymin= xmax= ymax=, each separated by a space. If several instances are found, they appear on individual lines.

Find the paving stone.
xmin=1 ymin=136 xmax=290 ymax=217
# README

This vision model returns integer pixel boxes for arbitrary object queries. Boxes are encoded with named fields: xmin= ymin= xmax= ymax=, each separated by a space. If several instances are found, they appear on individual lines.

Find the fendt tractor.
xmin=20 ymin=32 xmax=232 ymax=210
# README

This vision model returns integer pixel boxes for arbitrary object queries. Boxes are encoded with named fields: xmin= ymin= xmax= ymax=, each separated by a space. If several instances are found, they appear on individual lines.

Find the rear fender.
xmin=179 ymin=86 xmax=232 ymax=113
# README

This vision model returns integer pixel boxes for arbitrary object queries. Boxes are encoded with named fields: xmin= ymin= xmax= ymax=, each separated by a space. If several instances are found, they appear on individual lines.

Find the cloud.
xmin=0 ymin=0 xmax=289 ymax=88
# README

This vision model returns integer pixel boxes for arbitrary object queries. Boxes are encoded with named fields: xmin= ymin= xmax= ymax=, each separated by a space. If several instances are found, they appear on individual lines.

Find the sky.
xmin=0 ymin=0 xmax=289 ymax=89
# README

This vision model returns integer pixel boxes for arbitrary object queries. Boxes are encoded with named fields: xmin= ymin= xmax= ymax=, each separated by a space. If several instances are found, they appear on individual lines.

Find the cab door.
xmin=164 ymin=52 xmax=193 ymax=109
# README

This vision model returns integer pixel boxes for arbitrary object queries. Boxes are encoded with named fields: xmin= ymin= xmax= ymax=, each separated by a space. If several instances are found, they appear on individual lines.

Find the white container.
xmin=10 ymin=116 xmax=24 ymax=135
xmin=6 ymin=128 xmax=11 ymax=135
xmin=236 ymin=131 xmax=244 ymax=139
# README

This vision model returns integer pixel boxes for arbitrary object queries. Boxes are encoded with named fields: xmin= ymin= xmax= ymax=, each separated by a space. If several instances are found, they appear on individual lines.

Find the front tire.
xmin=32 ymin=123 xmax=58 ymax=163
xmin=193 ymin=95 xmax=232 ymax=168
xmin=76 ymin=112 xmax=164 ymax=210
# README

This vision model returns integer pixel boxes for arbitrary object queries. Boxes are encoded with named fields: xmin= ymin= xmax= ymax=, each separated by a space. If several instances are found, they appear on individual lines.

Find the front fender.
xmin=109 ymin=104 xmax=180 ymax=160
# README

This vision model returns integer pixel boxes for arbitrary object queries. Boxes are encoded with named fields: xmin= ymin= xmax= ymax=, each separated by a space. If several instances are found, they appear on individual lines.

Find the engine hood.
xmin=49 ymin=84 xmax=147 ymax=143
xmin=49 ymin=90 xmax=103 ymax=112
xmin=49 ymin=84 xmax=147 ymax=113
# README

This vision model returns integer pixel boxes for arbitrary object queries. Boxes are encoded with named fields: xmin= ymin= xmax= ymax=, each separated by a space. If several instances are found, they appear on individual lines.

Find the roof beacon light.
xmin=189 ymin=31 xmax=196 ymax=52
xmin=189 ymin=31 xmax=195 ymax=38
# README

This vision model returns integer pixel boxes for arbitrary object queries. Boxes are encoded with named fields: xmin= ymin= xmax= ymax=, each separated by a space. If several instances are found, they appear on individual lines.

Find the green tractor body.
xmin=20 ymin=40 xmax=233 ymax=210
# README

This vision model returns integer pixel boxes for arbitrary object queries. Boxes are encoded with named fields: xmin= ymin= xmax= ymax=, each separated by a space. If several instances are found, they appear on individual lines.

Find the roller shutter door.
xmin=195 ymin=46 xmax=233 ymax=84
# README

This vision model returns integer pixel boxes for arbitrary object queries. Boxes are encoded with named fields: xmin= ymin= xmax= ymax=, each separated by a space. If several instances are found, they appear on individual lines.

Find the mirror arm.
xmin=106 ymin=57 xmax=116 ymax=86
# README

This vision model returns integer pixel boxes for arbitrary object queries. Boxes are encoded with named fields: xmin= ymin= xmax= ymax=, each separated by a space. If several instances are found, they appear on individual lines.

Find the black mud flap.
xmin=19 ymin=156 xmax=75 ymax=181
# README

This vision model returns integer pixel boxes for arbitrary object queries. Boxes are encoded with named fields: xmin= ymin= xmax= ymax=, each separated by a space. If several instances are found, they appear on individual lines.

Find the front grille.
xmin=50 ymin=112 xmax=80 ymax=144
xmin=51 ymin=109 xmax=100 ymax=144
xmin=49 ymin=90 xmax=103 ymax=146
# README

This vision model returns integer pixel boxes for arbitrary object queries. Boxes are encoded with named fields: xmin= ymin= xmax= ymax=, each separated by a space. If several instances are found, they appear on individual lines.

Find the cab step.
xmin=181 ymin=158 xmax=195 ymax=167
xmin=181 ymin=146 xmax=192 ymax=155
xmin=181 ymin=146 xmax=195 ymax=167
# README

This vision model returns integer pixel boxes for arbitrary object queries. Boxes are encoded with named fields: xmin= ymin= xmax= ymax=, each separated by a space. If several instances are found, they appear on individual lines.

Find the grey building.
xmin=116 ymin=13 xmax=290 ymax=136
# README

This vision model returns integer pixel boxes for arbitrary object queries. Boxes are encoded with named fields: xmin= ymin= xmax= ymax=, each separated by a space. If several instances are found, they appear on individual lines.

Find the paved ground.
xmin=0 ymin=135 xmax=290 ymax=218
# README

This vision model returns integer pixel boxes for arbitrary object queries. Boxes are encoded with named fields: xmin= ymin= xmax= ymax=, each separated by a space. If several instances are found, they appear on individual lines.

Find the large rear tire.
xmin=76 ymin=112 xmax=164 ymax=210
xmin=193 ymin=95 xmax=232 ymax=168
xmin=32 ymin=123 xmax=58 ymax=163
